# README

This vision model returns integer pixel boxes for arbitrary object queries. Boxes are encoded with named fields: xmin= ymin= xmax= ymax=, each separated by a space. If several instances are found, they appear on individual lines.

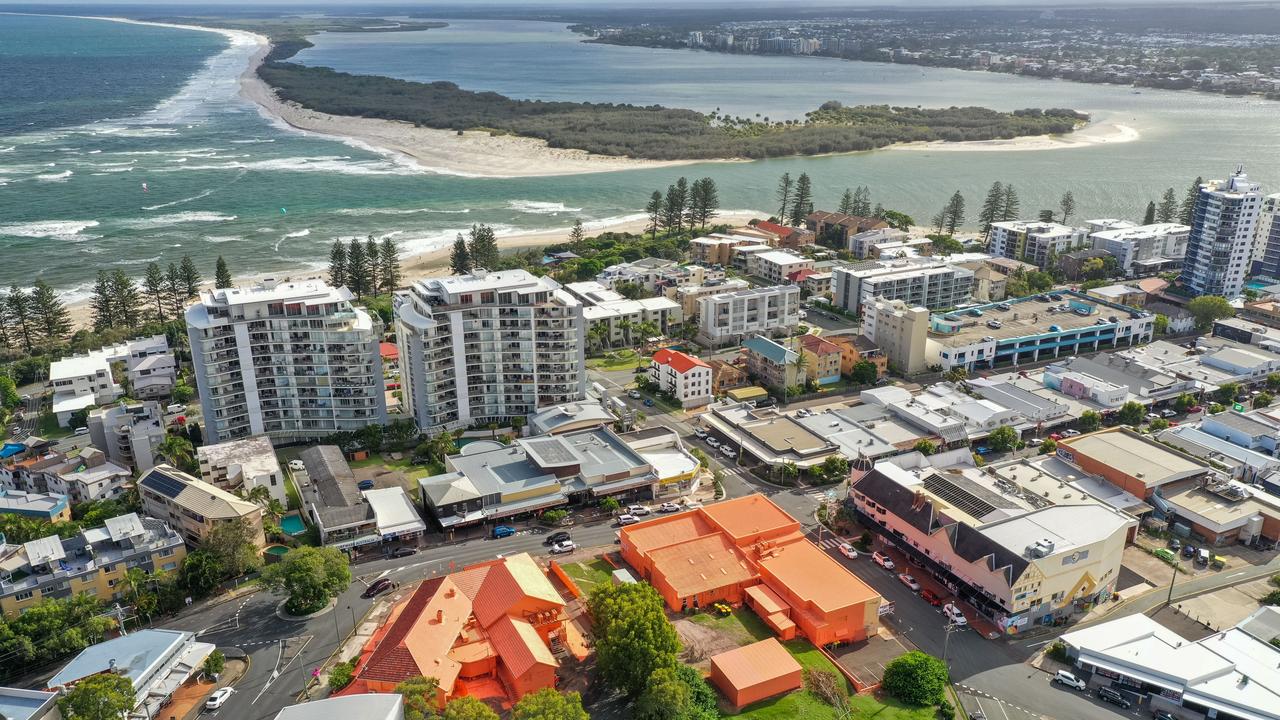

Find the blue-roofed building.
xmin=47 ymin=629 xmax=215 ymax=720
xmin=0 ymin=687 xmax=58 ymax=720
xmin=743 ymin=335 xmax=799 ymax=391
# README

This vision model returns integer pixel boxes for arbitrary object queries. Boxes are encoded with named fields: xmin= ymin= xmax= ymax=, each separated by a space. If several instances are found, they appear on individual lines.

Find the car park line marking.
xmin=1227 ymin=571 xmax=1246 ymax=578
xmin=1027 ymin=639 xmax=1054 ymax=647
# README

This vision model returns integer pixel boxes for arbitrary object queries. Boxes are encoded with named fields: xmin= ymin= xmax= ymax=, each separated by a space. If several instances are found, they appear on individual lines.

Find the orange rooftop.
xmin=620 ymin=494 xmax=882 ymax=646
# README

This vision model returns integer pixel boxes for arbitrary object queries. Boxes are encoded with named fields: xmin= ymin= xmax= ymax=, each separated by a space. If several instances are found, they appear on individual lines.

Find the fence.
xmin=548 ymin=560 xmax=583 ymax=600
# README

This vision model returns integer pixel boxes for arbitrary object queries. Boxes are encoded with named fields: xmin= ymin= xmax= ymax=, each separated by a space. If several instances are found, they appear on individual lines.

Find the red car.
xmin=920 ymin=589 xmax=943 ymax=606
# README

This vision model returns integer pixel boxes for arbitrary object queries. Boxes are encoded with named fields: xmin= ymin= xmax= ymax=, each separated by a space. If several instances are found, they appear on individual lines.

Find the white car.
xmin=658 ymin=502 xmax=681 ymax=513
xmin=550 ymin=541 xmax=577 ymax=554
xmin=838 ymin=542 xmax=858 ymax=559
xmin=617 ymin=514 xmax=640 ymax=526
xmin=627 ymin=504 xmax=651 ymax=516
xmin=693 ymin=428 xmax=707 ymax=438
xmin=627 ymin=389 xmax=642 ymax=399
xmin=288 ymin=459 xmax=305 ymax=471
xmin=205 ymin=687 xmax=235 ymax=710
xmin=898 ymin=573 xmax=921 ymax=591
xmin=705 ymin=438 xmax=720 ymax=448
xmin=1060 ymin=429 xmax=1081 ymax=438
xmin=943 ymin=603 xmax=968 ymax=626
xmin=1052 ymin=670 xmax=1087 ymax=691
xmin=720 ymin=445 xmax=734 ymax=458
xmin=872 ymin=551 xmax=895 ymax=571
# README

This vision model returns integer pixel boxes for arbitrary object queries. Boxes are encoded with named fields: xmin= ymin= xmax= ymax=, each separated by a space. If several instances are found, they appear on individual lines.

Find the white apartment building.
xmin=563 ymin=281 xmax=683 ymax=347
xmin=186 ymin=279 xmax=386 ymax=445
xmin=1179 ymin=168 xmax=1264 ymax=299
xmin=647 ymin=348 xmax=713 ymax=409
xmin=670 ymin=279 xmax=750 ymax=318
xmin=394 ymin=270 xmax=586 ymax=433
xmin=1252 ymin=192 xmax=1280 ymax=280
xmin=695 ymin=285 xmax=801 ymax=348
xmin=1088 ymin=221 xmax=1191 ymax=276
xmin=987 ymin=221 xmax=1087 ymax=268
xmin=196 ymin=435 xmax=286 ymax=505
xmin=44 ymin=447 xmax=133 ymax=503
xmin=862 ymin=298 xmax=931 ymax=375
xmin=86 ymin=401 xmax=166 ymax=472
xmin=49 ymin=336 xmax=177 ymax=426
xmin=831 ymin=259 xmax=974 ymax=316
xmin=752 ymin=250 xmax=813 ymax=285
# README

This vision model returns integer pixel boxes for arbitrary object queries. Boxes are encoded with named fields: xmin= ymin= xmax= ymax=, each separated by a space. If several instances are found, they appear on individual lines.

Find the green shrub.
xmin=1046 ymin=641 xmax=1069 ymax=663
xmin=882 ymin=651 xmax=948 ymax=707
xmin=541 ymin=509 xmax=569 ymax=526
xmin=328 ymin=660 xmax=355 ymax=691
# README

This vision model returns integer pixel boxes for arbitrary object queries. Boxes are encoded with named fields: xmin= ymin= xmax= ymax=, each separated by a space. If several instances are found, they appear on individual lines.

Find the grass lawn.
xmin=586 ymin=350 xmax=645 ymax=372
xmin=689 ymin=608 xmax=773 ymax=645
xmin=560 ymin=559 xmax=615 ymax=589
xmin=36 ymin=413 xmax=72 ymax=439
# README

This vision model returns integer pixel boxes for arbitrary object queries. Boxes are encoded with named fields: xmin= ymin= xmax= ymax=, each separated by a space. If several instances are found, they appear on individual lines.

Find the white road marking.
xmin=1027 ymin=639 xmax=1054 ymax=647
xmin=250 ymin=641 xmax=286 ymax=705
xmin=1227 ymin=571 xmax=1246 ymax=578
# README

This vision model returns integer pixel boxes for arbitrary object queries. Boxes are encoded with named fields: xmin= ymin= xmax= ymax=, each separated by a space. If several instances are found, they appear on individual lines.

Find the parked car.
xmin=492 ymin=525 xmax=516 ymax=539
xmin=754 ymin=398 xmax=776 ymax=409
xmin=1161 ymin=409 xmax=1178 ymax=418
xmin=872 ymin=551 xmax=895 ymax=570
xmin=617 ymin=514 xmax=640 ymax=526
xmin=627 ymin=504 xmax=651 ymax=516
xmin=693 ymin=428 xmax=707 ymax=438
xmin=627 ymin=389 xmax=641 ymax=399
xmin=720 ymin=445 xmax=734 ymax=458
xmin=389 ymin=546 xmax=417 ymax=559
xmin=1188 ymin=405 xmax=1204 ymax=414
xmin=920 ymin=589 xmax=943 ymax=606
xmin=205 ymin=688 xmax=235 ymax=710
xmin=1196 ymin=548 xmax=1210 ymax=566
xmin=1168 ymin=538 xmax=1182 ymax=551
xmin=1060 ymin=429 xmax=1081 ymax=438
xmin=838 ymin=542 xmax=858 ymax=559
xmin=943 ymin=603 xmax=968 ymax=626
xmin=1146 ymin=413 xmax=1161 ymax=421
xmin=361 ymin=578 xmax=394 ymax=599
xmin=550 ymin=541 xmax=577 ymax=554
xmin=1097 ymin=687 xmax=1131 ymax=709
xmin=658 ymin=502 xmax=681 ymax=513
xmin=74 ymin=427 xmax=89 ymax=436
xmin=706 ymin=438 xmax=720 ymax=448
xmin=1181 ymin=544 xmax=1197 ymax=559
xmin=543 ymin=531 xmax=571 ymax=546
xmin=357 ymin=479 xmax=376 ymax=491
xmin=1052 ymin=670 xmax=1087 ymax=690
xmin=643 ymin=399 xmax=655 ymax=407
xmin=1154 ymin=548 xmax=1177 ymax=563
xmin=1153 ymin=711 xmax=1177 ymax=720
xmin=288 ymin=459 xmax=305 ymax=471
xmin=897 ymin=573 xmax=921 ymax=591
xmin=167 ymin=402 xmax=185 ymax=414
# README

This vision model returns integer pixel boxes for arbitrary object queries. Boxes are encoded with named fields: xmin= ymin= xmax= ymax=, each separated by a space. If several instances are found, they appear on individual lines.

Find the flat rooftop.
xmin=1059 ymin=429 xmax=1208 ymax=488
xmin=934 ymin=293 xmax=1145 ymax=349
xmin=740 ymin=415 xmax=828 ymax=455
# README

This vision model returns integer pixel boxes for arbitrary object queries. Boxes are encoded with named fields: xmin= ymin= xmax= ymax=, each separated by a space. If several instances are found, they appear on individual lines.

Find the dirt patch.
xmin=673 ymin=617 xmax=742 ymax=667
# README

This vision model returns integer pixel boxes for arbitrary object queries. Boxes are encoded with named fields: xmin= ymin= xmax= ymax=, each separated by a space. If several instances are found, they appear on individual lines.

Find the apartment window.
xmin=13 ymin=591 xmax=33 ymax=602
xmin=159 ymin=548 xmax=175 ymax=557
xmin=162 ymin=562 xmax=177 ymax=572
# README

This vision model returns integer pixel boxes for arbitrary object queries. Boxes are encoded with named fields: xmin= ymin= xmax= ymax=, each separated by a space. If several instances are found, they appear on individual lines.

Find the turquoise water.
xmin=280 ymin=514 xmax=305 ymax=535
xmin=264 ymin=544 xmax=290 ymax=556
xmin=3 ymin=14 xmax=1280 ymax=301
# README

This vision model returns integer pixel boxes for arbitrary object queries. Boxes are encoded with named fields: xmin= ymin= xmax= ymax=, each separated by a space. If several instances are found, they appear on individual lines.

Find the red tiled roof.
xmin=379 ymin=342 xmax=399 ymax=360
xmin=486 ymin=616 xmax=557 ymax=679
xmin=755 ymin=221 xmax=794 ymax=238
xmin=360 ymin=577 xmax=444 ymax=683
xmin=652 ymin=348 xmax=710 ymax=374
xmin=799 ymin=334 xmax=841 ymax=356
xmin=787 ymin=269 xmax=818 ymax=282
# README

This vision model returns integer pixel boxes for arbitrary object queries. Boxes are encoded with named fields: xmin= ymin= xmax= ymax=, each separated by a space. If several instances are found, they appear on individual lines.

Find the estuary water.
xmin=2 ymin=14 xmax=1278 ymax=298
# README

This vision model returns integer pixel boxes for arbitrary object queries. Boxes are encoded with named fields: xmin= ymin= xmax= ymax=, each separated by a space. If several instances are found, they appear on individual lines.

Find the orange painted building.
xmin=709 ymin=638 xmax=803 ymax=709
xmin=339 ymin=553 xmax=566 ymax=708
xmin=620 ymin=494 xmax=882 ymax=646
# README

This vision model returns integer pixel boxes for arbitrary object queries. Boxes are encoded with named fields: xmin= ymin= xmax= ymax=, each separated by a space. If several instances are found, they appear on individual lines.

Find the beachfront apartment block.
xmin=1251 ymin=192 xmax=1280 ymax=281
xmin=696 ymin=285 xmax=801 ymax=348
xmin=186 ymin=279 xmax=387 ymax=445
xmin=1179 ymin=168 xmax=1265 ymax=299
xmin=752 ymin=250 xmax=813 ymax=285
xmin=987 ymin=221 xmax=1087 ymax=268
xmin=394 ymin=270 xmax=586 ymax=433
xmin=196 ymin=435 xmax=285 ymax=505
xmin=671 ymin=279 xmax=751 ymax=318
xmin=1088 ymin=221 xmax=1190 ymax=277
xmin=563 ymin=281 xmax=683 ymax=347
xmin=648 ymin=348 xmax=713 ymax=408
xmin=139 ymin=465 xmax=266 ymax=549
xmin=48 ymin=335 xmax=176 ymax=427
xmin=831 ymin=259 xmax=974 ymax=316
xmin=86 ymin=401 xmax=165 ymax=473
xmin=0 ymin=513 xmax=185 ymax=618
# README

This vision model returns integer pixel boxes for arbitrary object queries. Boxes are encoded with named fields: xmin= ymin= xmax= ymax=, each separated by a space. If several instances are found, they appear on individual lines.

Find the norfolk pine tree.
xmin=214 ymin=256 xmax=233 ymax=289
xmin=328 ymin=239 xmax=347 ymax=288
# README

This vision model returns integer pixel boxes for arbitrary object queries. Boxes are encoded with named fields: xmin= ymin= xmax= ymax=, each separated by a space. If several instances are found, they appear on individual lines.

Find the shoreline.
xmin=890 ymin=121 xmax=1140 ymax=153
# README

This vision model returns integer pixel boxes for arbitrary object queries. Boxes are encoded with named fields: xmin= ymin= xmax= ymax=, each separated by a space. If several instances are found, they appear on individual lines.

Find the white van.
xmin=166 ymin=403 xmax=185 ymax=414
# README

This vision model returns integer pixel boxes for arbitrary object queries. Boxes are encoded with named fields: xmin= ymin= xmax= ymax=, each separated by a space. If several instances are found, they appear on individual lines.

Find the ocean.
xmin=2 ymin=14 xmax=1279 ymax=300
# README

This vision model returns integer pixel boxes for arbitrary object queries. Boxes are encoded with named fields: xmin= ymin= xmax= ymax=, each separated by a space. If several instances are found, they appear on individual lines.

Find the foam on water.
xmin=0 ymin=219 xmax=100 ymax=240
xmin=116 ymin=211 xmax=238 ymax=228
xmin=508 ymin=200 xmax=584 ymax=214
xmin=141 ymin=188 xmax=216 ymax=210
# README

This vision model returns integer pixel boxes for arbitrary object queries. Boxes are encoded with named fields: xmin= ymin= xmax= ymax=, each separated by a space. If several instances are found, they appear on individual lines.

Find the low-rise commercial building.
xmin=987 ymin=221 xmax=1087 ymax=268
xmin=338 ymin=553 xmax=567 ymax=706
xmin=139 ymin=465 xmax=266 ymax=549
xmin=301 ymin=446 xmax=425 ymax=550
xmin=197 ymin=436 xmax=286 ymax=505
xmin=1042 ymin=353 xmax=1197 ymax=409
xmin=621 ymin=494 xmax=882 ymax=645
xmin=709 ymin=639 xmax=802 ymax=710
xmin=420 ymin=428 xmax=657 ymax=530
xmin=619 ymin=427 xmax=701 ymax=487
xmin=0 ymin=688 xmax=59 ymax=720
xmin=274 ymin=695 xmax=404 ymax=720
xmin=851 ymin=450 xmax=1135 ymax=632
xmin=0 ymin=514 xmax=186 ymax=617
xmin=86 ymin=401 xmax=165 ymax=472
xmin=696 ymin=285 xmax=801 ymax=348
xmin=648 ymin=348 xmax=713 ymax=408
xmin=526 ymin=400 xmax=615 ymax=436
xmin=1060 ymin=608 xmax=1280 ymax=720
xmin=47 ymin=629 xmax=215 ymax=720
xmin=928 ymin=292 xmax=1156 ymax=372
xmin=1123 ymin=337 xmax=1280 ymax=389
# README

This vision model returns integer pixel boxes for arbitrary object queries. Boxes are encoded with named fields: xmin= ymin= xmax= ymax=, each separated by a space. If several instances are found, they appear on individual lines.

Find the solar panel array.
xmin=140 ymin=469 xmax=186 ymax=499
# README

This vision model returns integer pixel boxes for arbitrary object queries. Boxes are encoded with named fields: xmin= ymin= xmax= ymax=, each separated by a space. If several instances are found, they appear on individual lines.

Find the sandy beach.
xmin=891 ymin=121 xmax=1140 ymax=153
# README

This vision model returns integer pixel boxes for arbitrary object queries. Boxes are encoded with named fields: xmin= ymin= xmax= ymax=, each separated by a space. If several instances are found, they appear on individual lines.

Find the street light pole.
xmin=348 ymin=605 xmax=356 ymax=633
xmin=1166 ymin=560 xmax=1177 ymax=606
xmin=942 ymin=621 xmax=960 ymax=669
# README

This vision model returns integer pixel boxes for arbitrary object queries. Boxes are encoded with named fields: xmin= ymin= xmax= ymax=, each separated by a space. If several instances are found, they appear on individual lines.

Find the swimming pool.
xmin=281 ymin=514 xmax=305 ymax=535
xmin=264 ymin=545 xmax=290 ymax=557
xmin=0 ymin=443 xmax=24 ymax=459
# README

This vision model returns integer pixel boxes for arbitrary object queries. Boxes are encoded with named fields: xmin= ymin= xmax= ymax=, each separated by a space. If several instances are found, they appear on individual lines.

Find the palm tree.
xmin=787 ymin=349 xmax=809 ymax=405
xmin=157 ymin=435 xmax=195 ymax=472
xmin=617 ymin=318 xmax=635 ymax=348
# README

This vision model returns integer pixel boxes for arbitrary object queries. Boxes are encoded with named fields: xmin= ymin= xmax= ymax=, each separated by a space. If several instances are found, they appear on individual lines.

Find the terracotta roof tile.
xmin=652 ymin=348 xmax=710 ymax=374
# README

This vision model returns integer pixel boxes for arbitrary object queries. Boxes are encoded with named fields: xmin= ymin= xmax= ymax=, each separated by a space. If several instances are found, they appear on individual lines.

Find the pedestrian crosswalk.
xmin=814 ymin=536 xmax=843 ymax=550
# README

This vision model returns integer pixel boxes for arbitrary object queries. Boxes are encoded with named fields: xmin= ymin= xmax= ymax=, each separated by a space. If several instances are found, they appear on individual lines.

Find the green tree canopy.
xmin=636 ymin=667 xmax=691 ymax=720
xmin=882 ymin=651 xmax=948 ymax=707
xmin=260 ymin=545 xmax=351 ymax=615
xmin=441 ymin=696 xmax=499 ymax=720
xmin=396 ymin=675 xmax=441 ymax=720
xmin=1187 ymin=295 xmax=1235 ymax=331
xmin=1213 ymin=382 xmax=1242 ymax=405
xmin=203 ymin=518 xmax=262 ymax=579
xmin=58 ymin=671 xmax=135 ymax=720
xmin=913 ymin=439 xmax=937 ymax=456
xmin=511 ymin=688 xmax=589 ymax=720
xmin=1117 ymin=400 xmax=1146 ymax=426
xmin=849 ymin=360 xmax=879 ymax=385
xmin=987 ymin=425 xmax=1019 ymax=452
xmin=587 ymin=582 xmax=681 ymax=696
xmin=1079 ymin=410 xmax=1102 ymax=433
